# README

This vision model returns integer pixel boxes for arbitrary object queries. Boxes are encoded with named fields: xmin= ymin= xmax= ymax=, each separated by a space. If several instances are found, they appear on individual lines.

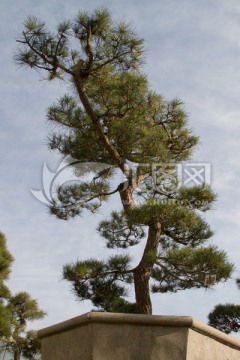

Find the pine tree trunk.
xmin=134 ymin=221 xmax=161 ymax=314
xmin=119 ymin=186 xmax=135 ymax=210
xmin=14 ymin=349 xmax=21 ymax=360
xmin=119 ymin=185 xmax=161 ymax=315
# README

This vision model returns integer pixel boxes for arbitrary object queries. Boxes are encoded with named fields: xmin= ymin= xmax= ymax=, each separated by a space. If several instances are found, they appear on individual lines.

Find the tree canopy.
xmin=0 ymin=232 xmax=45 ymax=360
xmin=208 ymin=279 xmax=240 ymax=334
xmin=0 ymin=232 xmax=14 ymax=338
xmin=6 ymin=292 xmax=45 ymax=360
xmin=15 ymin=8 xmax=234 ymax=314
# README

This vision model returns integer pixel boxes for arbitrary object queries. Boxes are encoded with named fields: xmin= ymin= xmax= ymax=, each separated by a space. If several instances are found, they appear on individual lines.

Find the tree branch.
xmin=79 ymin=267 xmax=134 ymax=282
xmin=155 ymin=260 xmax=186 ymax=282
xmin=73 ymin=71 xmax=126 ymax=172
xmin=92 ymin=49 xmax=134 ymax=72
xmin=21 ymin=32 xmax=73 ymax=76
xmin=85 ymin=26 xmax=94 ymax=72
xmin=54 ymin=185 xmax=121 ymax=209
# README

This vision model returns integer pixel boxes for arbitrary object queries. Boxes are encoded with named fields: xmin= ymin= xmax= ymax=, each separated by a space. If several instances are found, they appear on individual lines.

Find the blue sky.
xmin=1 ymin=0 xmax=240 ymax=336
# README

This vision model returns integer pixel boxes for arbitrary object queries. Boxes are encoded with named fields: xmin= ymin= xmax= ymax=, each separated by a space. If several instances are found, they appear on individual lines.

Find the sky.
xmin=0 ymin=0 xmax=240 ymax=339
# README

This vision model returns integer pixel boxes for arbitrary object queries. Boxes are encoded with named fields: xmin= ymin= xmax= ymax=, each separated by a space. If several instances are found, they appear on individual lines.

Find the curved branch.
xmin=85 ymin=26 xmax=94 ymax=72
xmin=155 ymin=260 xmax=186 ymax=282
xmin=21 ymin=32 xmax=73 ymax=76
xmin=156 ymin=257 xmax=206 ymax=276
xmin=73 ymin=73 xmax=126 ymax=172
xmin=92 ymin=49 xmax=135 ymax=72
xmin=81 ymin=267 xmax=134 ymax=282
xmin=53 ymin=184 xmax=121 ymax=209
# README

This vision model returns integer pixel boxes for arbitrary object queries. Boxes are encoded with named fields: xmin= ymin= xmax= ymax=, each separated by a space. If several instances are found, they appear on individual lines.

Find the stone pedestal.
xmin=38 ymin=312 xmax=240 ymax=360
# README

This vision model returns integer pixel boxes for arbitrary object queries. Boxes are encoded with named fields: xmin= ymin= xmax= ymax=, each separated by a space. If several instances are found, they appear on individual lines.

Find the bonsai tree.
xmin=15 ymin=8 xmax=233 ymax=314
xmin=208 ymin=279 xmax=240 ymax=334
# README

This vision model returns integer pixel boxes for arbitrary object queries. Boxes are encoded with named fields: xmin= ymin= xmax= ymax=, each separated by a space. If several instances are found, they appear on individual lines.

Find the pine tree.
xmin=15 ymin=8 xmax=234 ymax=314
xmin=208 ymin=279 xmax=240 ymax=334
xmin=0 ymin=232 xmax=45 ymax=359
xmin=0 ymin=232 xmax=14 ymax=338
xmin=6 ymin=292 xmax=45 ymax=360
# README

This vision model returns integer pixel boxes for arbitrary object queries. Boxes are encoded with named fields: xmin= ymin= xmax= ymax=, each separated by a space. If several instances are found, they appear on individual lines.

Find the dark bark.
xmin=119 ymin=186 xmax=135 ymax=210
xmin=120 ymin=184 xmax=161 ymax=314
xmin=134 ymin=221 xmax=161 ymax=314
xmin=14 ymin=349 xmax=21 ymax=360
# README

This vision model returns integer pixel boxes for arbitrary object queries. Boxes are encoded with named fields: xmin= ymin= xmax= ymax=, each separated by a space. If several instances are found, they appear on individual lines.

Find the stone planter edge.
xmin=38 ymin=312 xmax=240 ymax=350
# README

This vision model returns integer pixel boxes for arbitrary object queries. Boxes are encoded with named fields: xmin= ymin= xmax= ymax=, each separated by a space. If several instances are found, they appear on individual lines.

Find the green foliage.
xmin=86 ymin=71 xmax=198 ymax=163
xmin=63 ymin=255 xmax=134 ymax=311
xmin=128 ymin=200 xmax=214 ymax=246
xmin=0 ymin=232 xmax=14 ymax=280
xmin=21 ymin=330 xmax=42 ymax=359
xmin=50 ymin=181 xmax=110 ymax=220
xmin=7 ymin=292 xmax=46 ymax=326
xmin=152 ymin=246 xmax=233 ymax=293
xmin=0 ymin=232 xmax=45 ymax=359
xmin=208 ymin=303 xmax=240 ymax=334
xmin=73 ymin=8 xmax=144 ymax=71
xmin=98 ymin=211 xmax=145 ymax=248
xmin=178 ymin=184 xmax=217 ymax=211
xmin=5 ymin=292 xmax=46 ymax=360
xmin=0 ymin=232 xmax=14 ymax=338
xmin=15 ymin=8 xmax=144 ymax=81
xmin=0 ymin=304 xmax=11 ymax=338
xmin=94 ymin=297 xmax=137 ymax=313
xmin=16 ymin=8 xmax=234 ymax=314
xmin=47 ymin=94 xmax=114 ymax=164
xmin=208 ymin=278 xmax=240 ymax=334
